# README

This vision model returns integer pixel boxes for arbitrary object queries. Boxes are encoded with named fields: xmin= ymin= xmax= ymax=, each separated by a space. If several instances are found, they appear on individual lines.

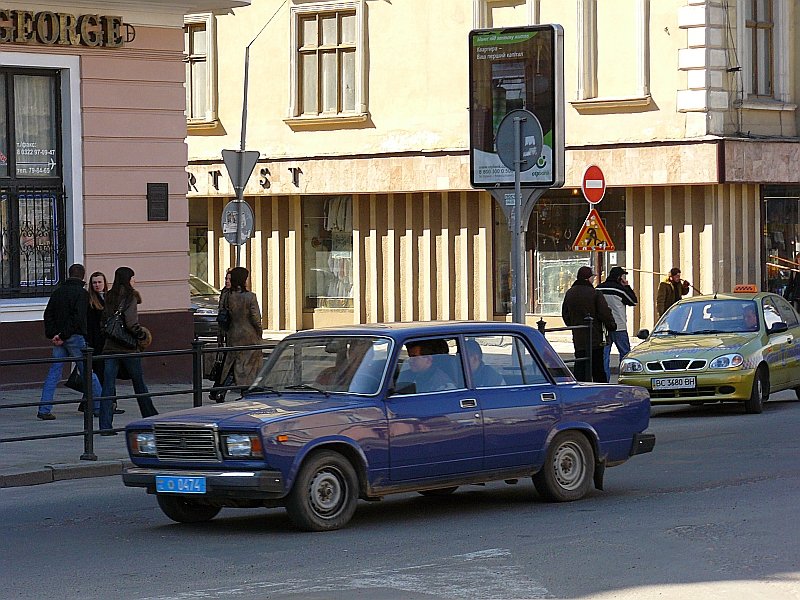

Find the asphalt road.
xmin=2 ymin=392 xmax=799 ymax=600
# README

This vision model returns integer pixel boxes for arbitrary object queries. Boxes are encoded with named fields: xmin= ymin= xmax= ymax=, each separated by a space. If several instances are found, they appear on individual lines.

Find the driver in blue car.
xmin=396 ymin=340 xmax=456 ymax=394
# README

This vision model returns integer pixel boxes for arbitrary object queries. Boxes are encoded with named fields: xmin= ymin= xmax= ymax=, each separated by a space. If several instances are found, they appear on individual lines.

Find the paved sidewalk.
xmin=0 ymin=334 xmax=608 ymax=489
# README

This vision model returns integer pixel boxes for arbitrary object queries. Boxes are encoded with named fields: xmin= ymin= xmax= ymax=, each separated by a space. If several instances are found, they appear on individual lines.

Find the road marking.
xmin=138 ymin=547 xmax=550 ymax=600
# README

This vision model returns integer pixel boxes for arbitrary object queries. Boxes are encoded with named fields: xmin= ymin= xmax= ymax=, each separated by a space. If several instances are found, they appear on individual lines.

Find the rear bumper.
xmin=123 ymin=467 xmax=285 ymax=499
xmin=630 ymin=433 xmax=656 ymax=456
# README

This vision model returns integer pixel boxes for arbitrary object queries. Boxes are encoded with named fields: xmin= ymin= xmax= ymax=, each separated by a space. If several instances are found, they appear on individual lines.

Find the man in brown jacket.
xmin=562 ymin=266 xmax=617 ymax=382
xmin=656 ymin=267 xmax=690 ymax=318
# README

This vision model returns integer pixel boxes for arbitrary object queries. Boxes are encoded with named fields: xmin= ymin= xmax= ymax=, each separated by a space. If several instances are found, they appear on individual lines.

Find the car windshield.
xmin=653 ymin=299 xmax=760 ymax=335
xmin=251 ymin=335 xmax=392 ymax=395
xmin=189 ymin=275 xmax=220 ymax=297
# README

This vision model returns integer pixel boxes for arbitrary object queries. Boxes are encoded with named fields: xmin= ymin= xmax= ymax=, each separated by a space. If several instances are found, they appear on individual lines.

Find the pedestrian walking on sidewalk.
xmin=98 ymin=266 xmax=157 ymax=434
xmin=561 ymin=266 xmax=616 ymax=383
xmin=210 ymin=269 xmax=232 ymax=402
xmin=37 ymin=263 xmax=102 ymax=420
xmin=596 ymin=266 xmax=638 ymax=381
xmin=217 ymin=267 xmax=262 ymax=392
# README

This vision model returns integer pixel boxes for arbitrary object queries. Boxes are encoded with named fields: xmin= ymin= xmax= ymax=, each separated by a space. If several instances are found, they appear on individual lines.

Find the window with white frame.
xmin=575 ymin=0 xmax=650 ymax=105
xmin=289 ymin=1 xmax=366 ymax=120
xmin=735 ymin=0 xmax=790 ymax=105
xmin=184 ymin=14 xmax=217 ymax=124
xmin=744 ymin=0 xmax=774 ymax=97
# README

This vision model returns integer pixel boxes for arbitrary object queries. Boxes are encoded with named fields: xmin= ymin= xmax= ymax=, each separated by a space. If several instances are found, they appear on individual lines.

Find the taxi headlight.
xmin=620 ymin=358 xmax=643 ymax=374
xmin=222 ymin=433 xmax=264 ymax=458
xmin=709 ymin=353 xmax=744 ymax=369
xmin=129 ymin=431 xmax=156 ymax=456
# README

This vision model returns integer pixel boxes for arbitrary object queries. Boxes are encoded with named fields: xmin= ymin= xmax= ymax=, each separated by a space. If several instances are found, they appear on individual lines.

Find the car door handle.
xmin=460 ymin=398 xmax=477 ymax=408
xmin=540 ymin=392 xmax=556 ymax=402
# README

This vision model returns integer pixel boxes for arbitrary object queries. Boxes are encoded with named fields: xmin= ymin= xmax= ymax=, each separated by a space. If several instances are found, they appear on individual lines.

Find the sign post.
xmin=469 ymin=25 xmax=564 ymax=322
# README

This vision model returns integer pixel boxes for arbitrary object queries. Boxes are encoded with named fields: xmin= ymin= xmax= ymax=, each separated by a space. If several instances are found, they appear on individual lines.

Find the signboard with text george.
xmin=469 ymin=25 xmax=564 ymax=188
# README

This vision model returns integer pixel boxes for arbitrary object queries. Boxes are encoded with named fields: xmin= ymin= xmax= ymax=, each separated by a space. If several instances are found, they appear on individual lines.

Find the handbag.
xmin=207 ymin=353 xmax=224 ymax=382
xmin=103 ymin=301 xmax=138 ymax=349
xmin=65 ymin=365 xmax=84 ymax=392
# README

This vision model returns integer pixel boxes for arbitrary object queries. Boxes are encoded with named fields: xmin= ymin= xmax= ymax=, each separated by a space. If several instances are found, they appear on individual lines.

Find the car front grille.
xmin=647 ymin=359 xmax=707 ymax=371
xmin=154 ymin=424 xmax=220 ymax=462
xmin=650 ymin=386 xmax=718 ymax=399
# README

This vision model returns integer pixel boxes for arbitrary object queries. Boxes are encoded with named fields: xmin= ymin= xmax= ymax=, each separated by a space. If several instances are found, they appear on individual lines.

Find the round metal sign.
xmin=495 ymin=109 xmax=544 ymax=173
xmin=581 ymin=164 xmax=606 ymax=204
xmin=221 ymin=201 xmax=254 ymax=246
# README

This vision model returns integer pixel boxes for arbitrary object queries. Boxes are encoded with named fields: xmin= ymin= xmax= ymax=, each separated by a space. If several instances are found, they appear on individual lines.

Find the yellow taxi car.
xmin=619 ymin=289 xmax=800 ymax=413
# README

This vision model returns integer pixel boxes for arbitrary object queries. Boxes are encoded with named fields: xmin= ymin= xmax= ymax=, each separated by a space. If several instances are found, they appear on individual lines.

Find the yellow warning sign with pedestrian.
xmin=572 ymin=208 xmax=615 ymax=251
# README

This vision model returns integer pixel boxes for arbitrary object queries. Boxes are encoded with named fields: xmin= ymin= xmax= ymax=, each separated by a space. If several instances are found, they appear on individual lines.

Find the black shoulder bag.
xmin=102 ymin=299 xmax=138 ymax=349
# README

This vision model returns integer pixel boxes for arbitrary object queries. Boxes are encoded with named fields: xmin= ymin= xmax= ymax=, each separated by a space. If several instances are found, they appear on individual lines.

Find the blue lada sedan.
xmin=123 ymin=322 xmax=655 ymax=531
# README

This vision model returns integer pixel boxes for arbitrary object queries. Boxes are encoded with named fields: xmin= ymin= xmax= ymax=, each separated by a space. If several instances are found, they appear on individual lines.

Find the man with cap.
xmin=596 ymin=266 xmax=638 ymax=381
xmin=561 ymin=266 xmax=617 ymax=382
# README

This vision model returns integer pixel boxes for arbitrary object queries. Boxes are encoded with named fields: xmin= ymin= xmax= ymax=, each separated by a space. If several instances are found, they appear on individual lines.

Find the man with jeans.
xmin=38 ymin=263 xmax=102 ymax=420
xmin=597 ymin=266 xmax=638 ymax=381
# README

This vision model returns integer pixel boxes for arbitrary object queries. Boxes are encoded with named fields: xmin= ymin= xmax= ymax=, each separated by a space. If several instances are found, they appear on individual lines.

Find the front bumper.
xmin=619 ymin=370 xmax=755 ymax=403
xmin=123 ymin=467 xmax=285 ymax=499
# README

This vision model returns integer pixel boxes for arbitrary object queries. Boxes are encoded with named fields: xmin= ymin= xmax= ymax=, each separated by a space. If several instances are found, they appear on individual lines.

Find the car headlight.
xmin=194 ymin=307 xmax=218 ymax=316
xmin=129 ymin=431 xmax=156 ymax=456
xmin=709 ymin=353 xmax=744 ymax=369
xmin=619 ymin=358 xmax=644 ymax=374
xmin=222 ymin=433 xmax=264 ymax=458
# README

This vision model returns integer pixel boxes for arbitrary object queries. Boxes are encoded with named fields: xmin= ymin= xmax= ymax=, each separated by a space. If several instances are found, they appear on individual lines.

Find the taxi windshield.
xmin=251 ymin=335 xmax=392 ymax=395
xmin=654 ymin=299 xmax=760 ymax=335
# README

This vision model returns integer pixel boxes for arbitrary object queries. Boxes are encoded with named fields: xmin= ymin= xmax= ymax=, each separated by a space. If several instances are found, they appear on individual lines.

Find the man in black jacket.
xmin=38 ymin=264 xmax=102 ymax=420
xmin=561 ymin=266 xmax=617 ymax=382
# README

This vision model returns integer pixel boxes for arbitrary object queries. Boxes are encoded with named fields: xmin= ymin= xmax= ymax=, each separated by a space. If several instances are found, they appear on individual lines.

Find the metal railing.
xmin=0 ymin=340 xmax=274 ymax=459
xmin=536 ymin=315 xmax=594 ymax=379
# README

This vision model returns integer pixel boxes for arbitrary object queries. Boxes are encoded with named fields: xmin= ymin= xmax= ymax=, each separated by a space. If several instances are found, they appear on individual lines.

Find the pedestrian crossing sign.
xmin=572 ymin=208 xmax=615 ymax=251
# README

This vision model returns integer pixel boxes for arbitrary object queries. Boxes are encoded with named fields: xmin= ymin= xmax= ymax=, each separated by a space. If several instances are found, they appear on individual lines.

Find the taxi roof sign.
xmin=572 ymin=208 xmax=615 ymax=251
xmin=733 ymin=284 xmax=758 ymax=293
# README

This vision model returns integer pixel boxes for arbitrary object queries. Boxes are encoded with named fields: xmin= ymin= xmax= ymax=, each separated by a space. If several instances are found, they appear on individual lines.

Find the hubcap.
xmin=553 ymin=441 xmax=586 ymax=491
xmin=309 ymin=468 xmax=344 ymax=517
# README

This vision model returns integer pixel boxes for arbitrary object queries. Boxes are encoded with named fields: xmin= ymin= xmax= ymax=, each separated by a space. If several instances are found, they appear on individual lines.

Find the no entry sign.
xmin=581 ymin=165 xmax=606 ymax=204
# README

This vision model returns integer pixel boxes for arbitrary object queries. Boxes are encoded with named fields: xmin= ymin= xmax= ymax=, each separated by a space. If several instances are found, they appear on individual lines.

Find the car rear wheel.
xmin=533 ymin=431 xmax=594 ymax=502
xmin=744 ymin=367 xmax=767 ymax=414
xmin=286 ymin=450 xmax=358 ymax=532
xmin=418 ymin=486 xmax=458 ymax=497
xmin=157 ymin=495 xmax=221 ymax=523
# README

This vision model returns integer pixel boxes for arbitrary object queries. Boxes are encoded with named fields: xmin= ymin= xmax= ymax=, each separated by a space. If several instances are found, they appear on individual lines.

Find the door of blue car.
xmin=386 ymin=337 xmax=483 ymax=481
xmin=463 ymin=334 xmax=560 ymax=469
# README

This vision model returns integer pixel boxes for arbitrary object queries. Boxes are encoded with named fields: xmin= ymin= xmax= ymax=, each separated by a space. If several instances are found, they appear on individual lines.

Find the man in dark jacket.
xmin=38 ymin=264 xmax=102 ymax=420
xmin=562 ymin=265 xmax=616 ymax=383
xmin=596 ymin=266 xmax=638 ymax=381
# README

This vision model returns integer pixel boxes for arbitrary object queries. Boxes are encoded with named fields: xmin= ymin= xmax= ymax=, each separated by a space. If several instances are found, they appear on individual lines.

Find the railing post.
xmin=584 ymin=315 xmax=594 ymax=381
xmin=80 ymin=346 xmax=97 ymax=461
xmin=192 ymin=339 xmax=205 ymax=408
xmin=537 ymin=317 xmax=547 ymax=336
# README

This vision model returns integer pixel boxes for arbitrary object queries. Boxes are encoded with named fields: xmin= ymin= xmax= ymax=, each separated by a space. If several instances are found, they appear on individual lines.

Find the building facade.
xmin=186 ymin=0 xmax=799 ymax=336
xmin=0 ymin=0 xmax=248 ymax=385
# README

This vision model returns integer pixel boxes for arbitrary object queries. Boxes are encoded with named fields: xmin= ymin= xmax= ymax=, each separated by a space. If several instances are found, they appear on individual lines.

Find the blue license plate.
xmin=155 ymin=475 xmax=206 ymax=494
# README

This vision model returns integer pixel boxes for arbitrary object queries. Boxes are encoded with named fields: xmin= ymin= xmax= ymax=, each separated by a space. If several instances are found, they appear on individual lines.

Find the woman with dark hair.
xmin=218 ymin=266 xmax=262 ymax=392
xmin=98 ymin=266 xmax=157 ymax=434
xmin=210 ymin=269 xmax=232 ymax=402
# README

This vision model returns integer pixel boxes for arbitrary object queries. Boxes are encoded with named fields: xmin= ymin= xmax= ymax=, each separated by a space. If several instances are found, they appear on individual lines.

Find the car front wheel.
xmin=533 ymin=431 xmax=594 ymax=502
xmin=286 ymin=450 xmax=358 ymax=532
xmin=744 ymin=367 xmax=767 ymax=414
xmin=157 ymin=495 xmax=221 ymax=523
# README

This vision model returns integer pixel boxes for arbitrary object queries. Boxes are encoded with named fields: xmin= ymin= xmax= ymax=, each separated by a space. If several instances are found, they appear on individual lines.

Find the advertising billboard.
xmin=469 ymin=25 xmax=564 ymax=188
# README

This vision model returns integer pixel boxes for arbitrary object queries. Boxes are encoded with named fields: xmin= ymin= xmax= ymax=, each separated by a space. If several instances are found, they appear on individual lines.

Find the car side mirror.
xmin=768 ymin=321 xmax=788 ymax=335
xmin=636 ymin=329 xmax=650 ymax=340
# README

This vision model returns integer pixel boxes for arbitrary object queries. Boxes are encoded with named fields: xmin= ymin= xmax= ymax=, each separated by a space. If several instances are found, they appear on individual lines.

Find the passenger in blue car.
xmin=396 ymin=340 xmax=458 ymax=393
xmin=464 ymin=339 xmax=504 ymax=387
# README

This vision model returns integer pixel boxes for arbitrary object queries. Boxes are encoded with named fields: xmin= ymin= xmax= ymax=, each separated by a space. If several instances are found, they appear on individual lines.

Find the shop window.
xmin=493 ymin=189 xmax=626 ymax=315
xmin=289 ymin=1 xmax=366 ymax=121
xmin=303 ymin=195 xmax=353 ymax=309
xmin=184 ymin=14 xmax=217 ymax=124
xmin=0 ymin=70 xmax=65 ymax=299
xmin=763 ymin=185 xmax=799 ymax=295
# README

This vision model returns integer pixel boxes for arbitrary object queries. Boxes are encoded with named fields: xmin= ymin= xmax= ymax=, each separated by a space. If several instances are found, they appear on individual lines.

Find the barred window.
xmin=0 ymin=70 xmax=66 ymax=298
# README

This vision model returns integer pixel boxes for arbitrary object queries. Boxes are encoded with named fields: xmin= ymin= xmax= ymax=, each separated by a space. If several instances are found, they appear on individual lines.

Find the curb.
xmin=0 ymin=459 xmax=132 ymax=488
